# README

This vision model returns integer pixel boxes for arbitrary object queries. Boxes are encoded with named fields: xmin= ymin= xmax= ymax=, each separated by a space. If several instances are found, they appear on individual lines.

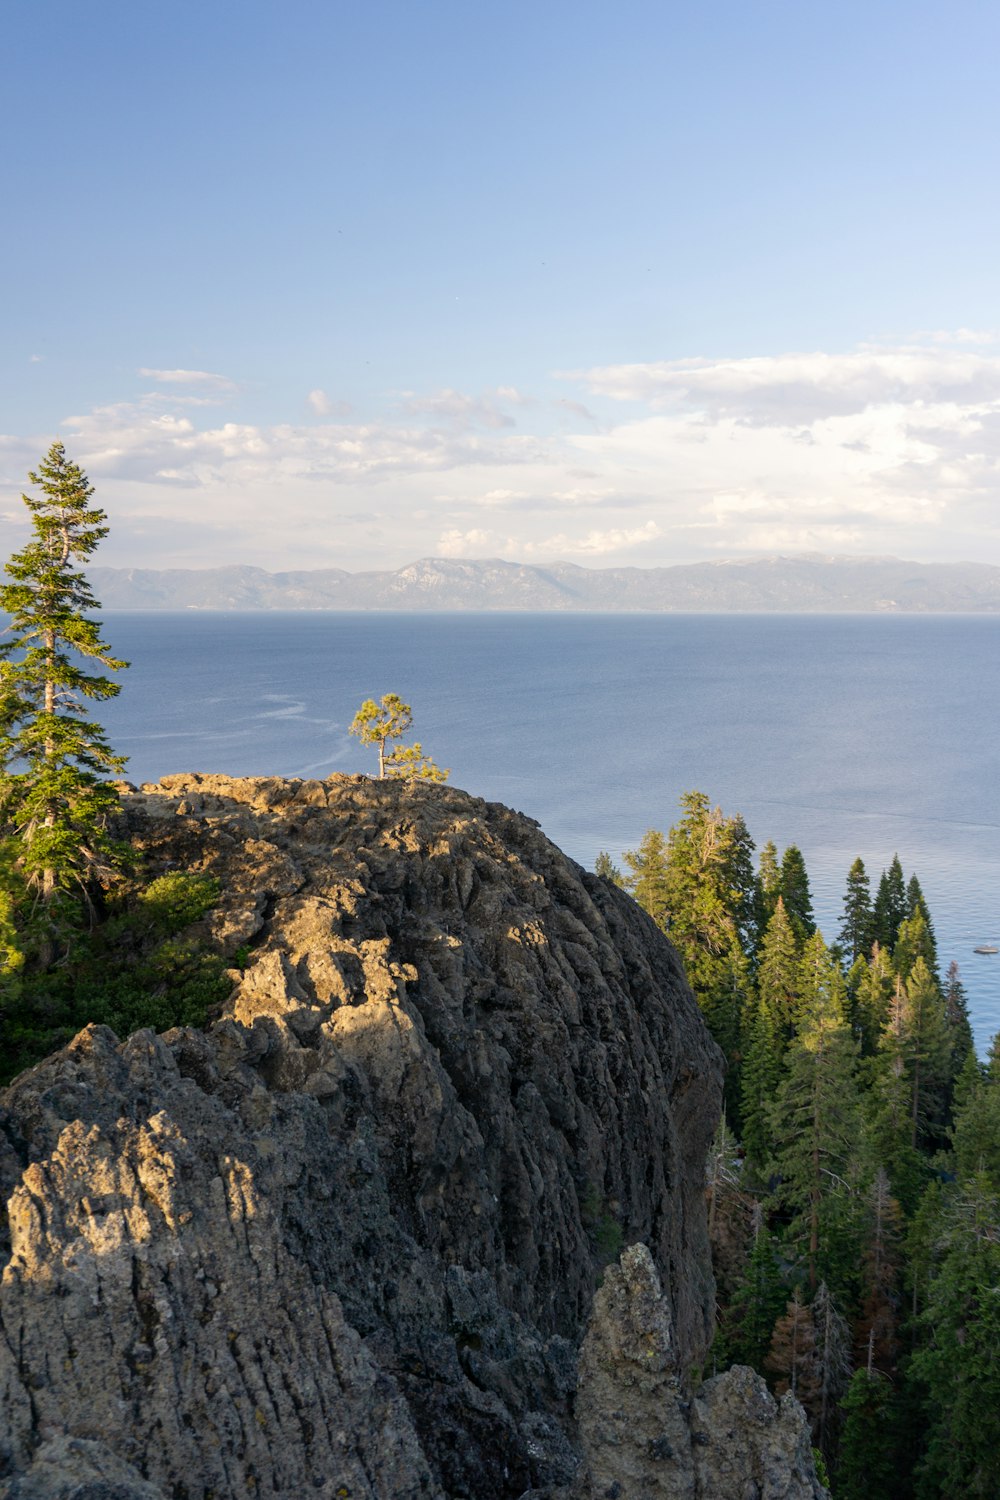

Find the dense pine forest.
xmin=598 ymin=793 xmax=998 ymax=1498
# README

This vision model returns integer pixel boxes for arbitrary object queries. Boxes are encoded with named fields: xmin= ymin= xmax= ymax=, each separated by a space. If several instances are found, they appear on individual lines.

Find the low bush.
xmin=0 ymin=869 xmax=229 ymax=1085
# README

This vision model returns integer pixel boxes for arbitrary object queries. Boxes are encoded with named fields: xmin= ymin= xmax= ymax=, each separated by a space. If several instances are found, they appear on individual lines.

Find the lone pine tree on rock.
xmin=0 ymin=442 xmax=128 ymax=905
xmin=349 ymin=692 xmax=448 ymax=781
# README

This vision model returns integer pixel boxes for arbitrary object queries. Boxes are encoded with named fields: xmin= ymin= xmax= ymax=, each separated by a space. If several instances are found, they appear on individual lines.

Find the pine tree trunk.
xmin=810 ymin=1083 xmax=821 ymax=1291
xmin=791 ymin=1309 xmax=799 ymax=1397
xmin=810 ymin=1173 xmax=819 ymax=1292
xmin=819 ymin=1315 xmax=828 ymax=1446
xmin=42 ymin=627 xmax=56 ymax=901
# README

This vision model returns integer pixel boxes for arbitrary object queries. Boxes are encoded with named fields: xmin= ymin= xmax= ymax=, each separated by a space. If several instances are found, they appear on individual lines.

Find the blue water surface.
xmin=97 ymin=611 xmax=1000 ymax=1052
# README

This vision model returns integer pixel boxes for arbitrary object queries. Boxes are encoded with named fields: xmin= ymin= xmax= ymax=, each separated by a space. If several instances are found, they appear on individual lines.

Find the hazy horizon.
xmin=87 ymin=550 xmax=1000 ymax=577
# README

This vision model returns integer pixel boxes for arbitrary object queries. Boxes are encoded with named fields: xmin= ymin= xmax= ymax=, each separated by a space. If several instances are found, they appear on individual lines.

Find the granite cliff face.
xmin=576 ymin=1245 xmax=826 ymax=1500
xmin=0 ymin=776 xmax=825 ymax=1499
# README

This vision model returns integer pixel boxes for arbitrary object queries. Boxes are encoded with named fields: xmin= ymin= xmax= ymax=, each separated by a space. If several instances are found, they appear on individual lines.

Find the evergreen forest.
xmin=598 ymin=793 xmax=998 ymax=1498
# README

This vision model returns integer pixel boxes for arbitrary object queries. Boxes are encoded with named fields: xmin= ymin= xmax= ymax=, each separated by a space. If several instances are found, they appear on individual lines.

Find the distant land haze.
xmin=85 ymin=554 xmax=1000 ymax=613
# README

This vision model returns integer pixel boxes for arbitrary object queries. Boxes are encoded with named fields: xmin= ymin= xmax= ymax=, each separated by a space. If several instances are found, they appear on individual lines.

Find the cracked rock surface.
xmin=0 ymin=774 xmax=738 ymax=1497
xmin=576 ymin=1245 xmax=829 ymax=1500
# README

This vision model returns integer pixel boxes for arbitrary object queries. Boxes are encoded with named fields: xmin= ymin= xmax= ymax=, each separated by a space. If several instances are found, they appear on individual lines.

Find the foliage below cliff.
xmin=0 ymin=864 xmax=229 ymax=1085
xmin=619 ymin=791 xmax=993 ymax=1499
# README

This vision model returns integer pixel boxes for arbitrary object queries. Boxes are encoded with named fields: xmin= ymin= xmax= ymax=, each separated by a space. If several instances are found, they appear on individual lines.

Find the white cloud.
xmin=460 ymin=484 xmax=627 ymax=514
xmin=554 ymin=397 xmax=600 ymax=425
xmin=397 ymin=387 xmax=524 ymax=432
xmin=306 ymin=389 xmax=351 ymax=418
xmin=436 ymin=520 xmax=661 ymax=560
xmin=569 ymin=348 xmax=1000 ymax=424
xmin=477 ymin=488 xmax=529 ymax=506
xmin=909 ymin=328 xmax=1000 ymax=347
xmin=550 ymin=486 xmax=621 ymax=506
xmin=437 ymin=528 xmax=496 ymax=556
xmin=57 ymin=399 xmax=544 ymax=491
xmin=5 ymin=335 xmax=1000 ymax=569
xmin=138 ymin=368 xmax=237 ymax=392
xmin=526 ymin=521 xmax=662 ymax=556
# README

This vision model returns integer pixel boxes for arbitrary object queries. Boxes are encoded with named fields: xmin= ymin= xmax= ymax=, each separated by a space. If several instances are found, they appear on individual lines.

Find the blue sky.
xmin=4 ymin=0 xmax=1000 ymax=569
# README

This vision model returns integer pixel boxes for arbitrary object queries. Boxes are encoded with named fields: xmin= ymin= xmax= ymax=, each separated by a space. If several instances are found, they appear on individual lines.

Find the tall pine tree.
xmin=900 ymin=956 xmax=952 ymax=1151
xmin=766 ymin=1287 xmax=820 ymax=1407
xmin=0 ymin=443 xmax=127 ymax=906
xmin=942 ymin=960 xmax=975 ymax=1085
xmin=866 ymin=976 xmax=931 ymax=1213
xmin=659 ymin=792 xmax=756 ymax=1101
xmin=837 ymin=1370 xmax=900 ymax=1500
xmin=906 ymin=872 xmax=935 ymax=951
xmin=778 ymin=844 xmax=815 ymax=941
xmin=854 ymin=1166 xmax=903 ymax=1376
xmin=892 ymin=910 xmax=937 ymax=985
xmin=852 ymin=942 xmax=894 ymax=1056
xmin=715 ymin=1205 xmax=786 ymax=1371
xmin=839 ymin=856 xmax=873 ymax=962
xmin=811 ymin=1281 xmax=852 ymax=1462
xmin=911 ymin=1176 xmax=1000 ymax=1500
xmin=622 ymin=827 xmax=670 ymax=926
xmin=754 ymin=838 xmax=781 ymax=940
xmin=768 ymin=950 xmax=862 ymax=1293
xmin=873 ymin=855 xmax=907 ymax=951
xmin=593 ymin=850 xmax=625 ymax=887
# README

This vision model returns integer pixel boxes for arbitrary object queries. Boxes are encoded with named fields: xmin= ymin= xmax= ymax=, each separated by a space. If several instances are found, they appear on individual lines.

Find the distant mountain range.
xmin=88 ymin=554 xmax=1000 ymax=612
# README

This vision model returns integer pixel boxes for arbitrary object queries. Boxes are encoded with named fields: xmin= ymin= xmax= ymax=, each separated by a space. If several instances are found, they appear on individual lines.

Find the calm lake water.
xmin=97 ymin=611 xmax=1000 ymax=1053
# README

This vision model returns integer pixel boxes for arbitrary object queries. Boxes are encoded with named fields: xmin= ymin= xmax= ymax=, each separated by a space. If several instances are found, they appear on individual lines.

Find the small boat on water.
xmin=974 ymin=944 xmax=999 ymax=955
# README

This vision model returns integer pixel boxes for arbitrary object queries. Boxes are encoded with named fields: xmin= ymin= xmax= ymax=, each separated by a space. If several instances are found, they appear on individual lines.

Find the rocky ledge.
xmin=0 ymin=774 xmax=826 ymax=1499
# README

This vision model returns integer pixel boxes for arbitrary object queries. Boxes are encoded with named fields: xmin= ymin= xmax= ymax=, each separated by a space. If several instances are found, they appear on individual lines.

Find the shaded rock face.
xmin=576 ymin=1245 xmax=829 ymax=1500
xmin=4 ymin=1436 xmax=176 ymax=1500
xmin=0 ymin=775 xmax=724 ymax=1498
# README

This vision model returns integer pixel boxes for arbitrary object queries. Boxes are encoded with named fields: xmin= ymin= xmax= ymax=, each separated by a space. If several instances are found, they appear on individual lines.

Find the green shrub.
xmin=136 ymin=872 xmax=220 ymax=931
xmin=0 ymin=867 xmax=229 ymax=1085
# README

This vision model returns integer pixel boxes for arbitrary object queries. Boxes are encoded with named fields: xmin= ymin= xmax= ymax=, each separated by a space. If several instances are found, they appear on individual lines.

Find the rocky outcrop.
xmin=0 ymin=775 xmax=822 ymax=1498
xmin=0 ymin=1025 xmax=442 ymax=1498
xmin=4 ymin=1436 xmax=171 ymax=1499
xmin=576 ymin=1245 xmax=827 ymax=1500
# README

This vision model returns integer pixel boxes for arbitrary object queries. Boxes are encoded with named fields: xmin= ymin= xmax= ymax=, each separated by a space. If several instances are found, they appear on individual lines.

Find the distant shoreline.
xmin=93 ymin=605 xmax=1000 ymax=617
xmin=86 ymin=553 xmax=1000 ymax=614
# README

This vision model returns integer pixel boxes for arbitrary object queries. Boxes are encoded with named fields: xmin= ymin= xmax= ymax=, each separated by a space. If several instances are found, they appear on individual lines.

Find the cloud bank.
xmin=3 ymin=338 xmax=1000 ymax=569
